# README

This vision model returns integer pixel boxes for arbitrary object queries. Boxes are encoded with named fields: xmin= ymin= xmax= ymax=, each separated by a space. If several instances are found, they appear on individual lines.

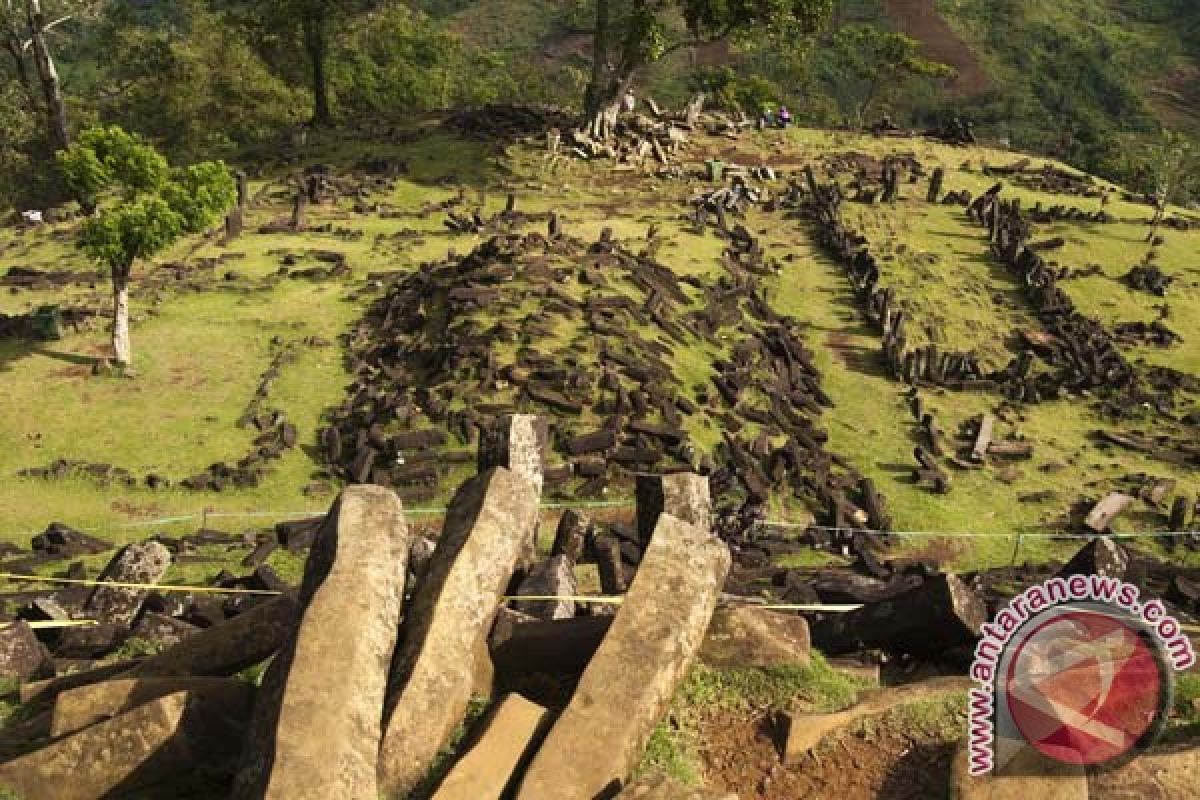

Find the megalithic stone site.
xmin=3 ymin=25 xmax=1200 ymax=796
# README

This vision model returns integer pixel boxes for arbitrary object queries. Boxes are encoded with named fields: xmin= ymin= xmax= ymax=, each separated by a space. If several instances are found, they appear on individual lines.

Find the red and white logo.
xmin=1001 ymin=607 xmax=1169 ymax=767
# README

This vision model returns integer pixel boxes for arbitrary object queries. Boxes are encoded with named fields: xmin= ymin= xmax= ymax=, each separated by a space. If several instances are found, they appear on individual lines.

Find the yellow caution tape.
xmin=502 ymin=595 xmax=625 ymax=605
xmin=0 ymin=572 xmax=281 ymax=596
xmin=1 ymin=619 xmax=98 ymax=630
xmin=0 ymin=576 xmax=863 ymax=612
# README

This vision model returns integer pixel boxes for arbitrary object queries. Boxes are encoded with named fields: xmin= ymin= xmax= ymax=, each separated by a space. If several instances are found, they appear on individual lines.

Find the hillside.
xmin=433 ymin=0 xmax=1200 ymax=188
xmin=2 ymin=115 xmax=1198 ymax=564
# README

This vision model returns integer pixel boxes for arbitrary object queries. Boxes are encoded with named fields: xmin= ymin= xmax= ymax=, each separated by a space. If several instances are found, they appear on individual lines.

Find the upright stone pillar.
xmin=515 ymin=514 xmax=730 ymax=800
xmin=478 ymin=414 xmax=548 ymax=571
xmin=635 ymin=473 xmax=712 ymax=545
xmin=232 ymin=486 xmax=410 ymax=800
xmin=379 ymin=467 xmax=540 ymax=797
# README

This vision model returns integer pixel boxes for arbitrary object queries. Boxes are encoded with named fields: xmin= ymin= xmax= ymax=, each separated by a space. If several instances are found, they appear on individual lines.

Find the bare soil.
xmin=882 ymin=0 xmax=992 ymax=96
xmin=697 ymin=708 xmax=958 ymax=800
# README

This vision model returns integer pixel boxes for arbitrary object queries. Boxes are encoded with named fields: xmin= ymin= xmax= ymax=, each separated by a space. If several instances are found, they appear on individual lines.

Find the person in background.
xmin=622 ymin=88 xmax=637 ymax=114
xmin=761 ymin=102 xmax=776 ymax=129
xmin=777 ymin=106 xmax=792 ymax=128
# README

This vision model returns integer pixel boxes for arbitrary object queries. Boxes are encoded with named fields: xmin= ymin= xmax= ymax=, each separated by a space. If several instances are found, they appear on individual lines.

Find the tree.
xmin=579 ymin=0 xmax=833 ymax=137
xmin=825 ymin=25 xmax=954 ymax=127
xmin=1143 ymin=129 xmax=1193 ymax=242
xmin=223 ymin=0 xmax=376 ymax=126
xmin=58 ymin=126 xmax=236 ymax=366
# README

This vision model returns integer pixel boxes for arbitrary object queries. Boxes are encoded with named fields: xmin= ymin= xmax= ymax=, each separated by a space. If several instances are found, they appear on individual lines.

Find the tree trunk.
xmin=3 ymin=21 xmax=33 ymax=99
xmin=302 ymin=14 xmax=331 ymax=126
xmin=111 ymin=268 xmax=132 ymax=366
xmin=582 ymin=0 xmax=631 ymax=140
xmin=25 ymin=0 xmax=69 ymax=152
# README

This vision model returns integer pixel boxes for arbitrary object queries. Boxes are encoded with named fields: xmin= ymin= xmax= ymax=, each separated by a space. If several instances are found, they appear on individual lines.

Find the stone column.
xmin=515 ymin=514 xmax=730 ymax=800
xmin=232 ymin=486 xmax=410 ymax=800
xmin=635 ymin=473 xmax=712 ymax=545
xmin=379 ymin=467 xmax=540 ymax=797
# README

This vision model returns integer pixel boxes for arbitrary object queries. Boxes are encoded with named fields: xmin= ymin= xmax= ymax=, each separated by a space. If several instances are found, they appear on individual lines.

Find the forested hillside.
xmin=2 ymin=0 xmax=1198 ymax=209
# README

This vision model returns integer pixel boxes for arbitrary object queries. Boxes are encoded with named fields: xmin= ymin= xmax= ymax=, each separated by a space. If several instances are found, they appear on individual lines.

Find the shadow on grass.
xmin=31 ymin=347 xmax=96 ymax=366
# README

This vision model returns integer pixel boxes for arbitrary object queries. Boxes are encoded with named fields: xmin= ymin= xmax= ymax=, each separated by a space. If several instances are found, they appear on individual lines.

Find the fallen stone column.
xmin=379 ymin=467 xmax=540 ymax=797
xmin=0 ymin=690 xmax=251 ymax=800
xmin=122 ymin=590 xmax=300 ymax=678
xmin=785 ymin=676 xmax=970 ymax=764
xmin=515 ymin=514 xmax=730 ymax=800
xmin=431 ymin=693 xmax=552 ymax=800
xmin=810 ymin=573 xmax=986 ymax=656
xmin=84 ymin=540 xmax=172 ymax=626
xmin=51 ymin=676 xmax=253 ymax=737
xmin=232 ymin=486 xmax=410 ymax=800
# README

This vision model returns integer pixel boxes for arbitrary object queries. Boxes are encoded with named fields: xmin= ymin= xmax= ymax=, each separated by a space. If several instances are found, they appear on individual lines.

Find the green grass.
xmin=2 ymin=121 xmax=1198 ymax=579
xmin=637 ymin=655 xmax=866 ymax=785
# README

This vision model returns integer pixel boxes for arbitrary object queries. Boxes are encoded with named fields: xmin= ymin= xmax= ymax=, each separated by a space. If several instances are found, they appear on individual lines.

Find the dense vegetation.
xmin=1 ymin=0 xmax=1197 ymax=210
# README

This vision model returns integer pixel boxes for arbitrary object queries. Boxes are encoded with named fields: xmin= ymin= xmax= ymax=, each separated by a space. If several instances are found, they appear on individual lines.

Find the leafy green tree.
xmin=221 ymin=0 xmax=376 ymax=126
xmin=91 ymin=0 xmax=305 ymax=160
xmin=58 ymin=125 xmax=235 ymax=366
xmin=825 ymin=24 xmax=954 ymax=127
xmin=580 ymin=0 xmax=833 ymax=136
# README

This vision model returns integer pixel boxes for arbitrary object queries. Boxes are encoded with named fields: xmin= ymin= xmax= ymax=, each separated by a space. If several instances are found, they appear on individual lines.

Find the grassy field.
xmin=1 ymin=120 xmax=1198 ymax=580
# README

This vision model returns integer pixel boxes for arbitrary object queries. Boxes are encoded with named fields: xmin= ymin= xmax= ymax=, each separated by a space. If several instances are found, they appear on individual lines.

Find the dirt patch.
xmin=882 ymin=0 xmax=991 ymax=96
xmin=110 ymin=500 xmax=165 ymax=517
xmin=697 ymin=707 xmax=959 ymax=800
xmin=1148 ymin=63 xmax=1200 ymax=128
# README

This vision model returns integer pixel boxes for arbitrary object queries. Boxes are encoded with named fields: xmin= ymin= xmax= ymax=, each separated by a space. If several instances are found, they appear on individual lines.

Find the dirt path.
xmin=883 ymin=0 xmax=992 ymax=96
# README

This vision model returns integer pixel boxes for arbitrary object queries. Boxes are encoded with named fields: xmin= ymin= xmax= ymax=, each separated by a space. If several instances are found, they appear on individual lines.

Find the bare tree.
xmin=25 ymin=0 xmax=70 ymax=151
xmin=1145 ymin=130 xmax=1192 ymax=244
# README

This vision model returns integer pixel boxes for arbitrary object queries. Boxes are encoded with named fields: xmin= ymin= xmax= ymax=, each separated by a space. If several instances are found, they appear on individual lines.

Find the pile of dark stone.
xmin=1027 ymin=201 xmax=1112 ymax=224
xmin=1124 ymin=262 xmax=1174 ymax=296
xmin=180 ymin=412 xmax=298 ymax=492
xmin=441 ymin=104 xmax=579 ymax=141
xmin=801 ymin=169 xmax=996 ymax=393
xmin=1113 ymin=319 xmax=1181 ymax=348
xmin=17 ymin=460 xmax=138 ymax=488
xmin=322 ymin=218 xmax=889 ymax=529
xmin=0 ymin=307 xmax=96 ymax=340
xmin=922 ymin=116 xmax=976 ymax=145
xmin=973 ymin=187 xmax=1140 ymax=402
xmin=443 ymin=193 xmax=551 ymax=235
xmin=1 ymin=266 xmax=103 ymax=291
xmin=236 ymin=339 xmax=303 ymax=429
xmin=985 ymin=161 xmax=1104 ymax=199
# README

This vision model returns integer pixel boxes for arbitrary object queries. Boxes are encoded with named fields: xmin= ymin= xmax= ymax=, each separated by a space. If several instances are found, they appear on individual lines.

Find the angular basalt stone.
xmin=123 ymin=591 xmax=300 ymax=679
xmin=1055 ymin=537 xmax=1129 ymax=581
xmin=430 ymin=693 xmax=552 ymax=800
xmin=233 ymin=486 xmax=410 ymax=800
xmin=20 ymin=660 xmax=141 ymax=705
xmin=379 ymin=467 xmax=540 ymax=798
xmin=635 ymin=473 xmax=712 ymax=545
xmin=552 ymin=509 xmax=590 ymax=563
xmin=513 ymin=555 xmax=578 ymax=621
xmin=515 ymin=515 xmax=730 ymax=800
xmin=810 ymin=573 xmax=985 ymax=656
xmin=477 ymin=415 xmax=548 ymax=496
xmin=51 ymin=676 xmax=253 ymax=738
xmin=0 ymin=690 xmax=250 ymax=800
xmin=0 ymin=621 xmax=52 ymax=681
xmin=84 ymin=540 xmax=172 ymax=626
xmin=699 ymin=607 xmax=810 ymax=669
